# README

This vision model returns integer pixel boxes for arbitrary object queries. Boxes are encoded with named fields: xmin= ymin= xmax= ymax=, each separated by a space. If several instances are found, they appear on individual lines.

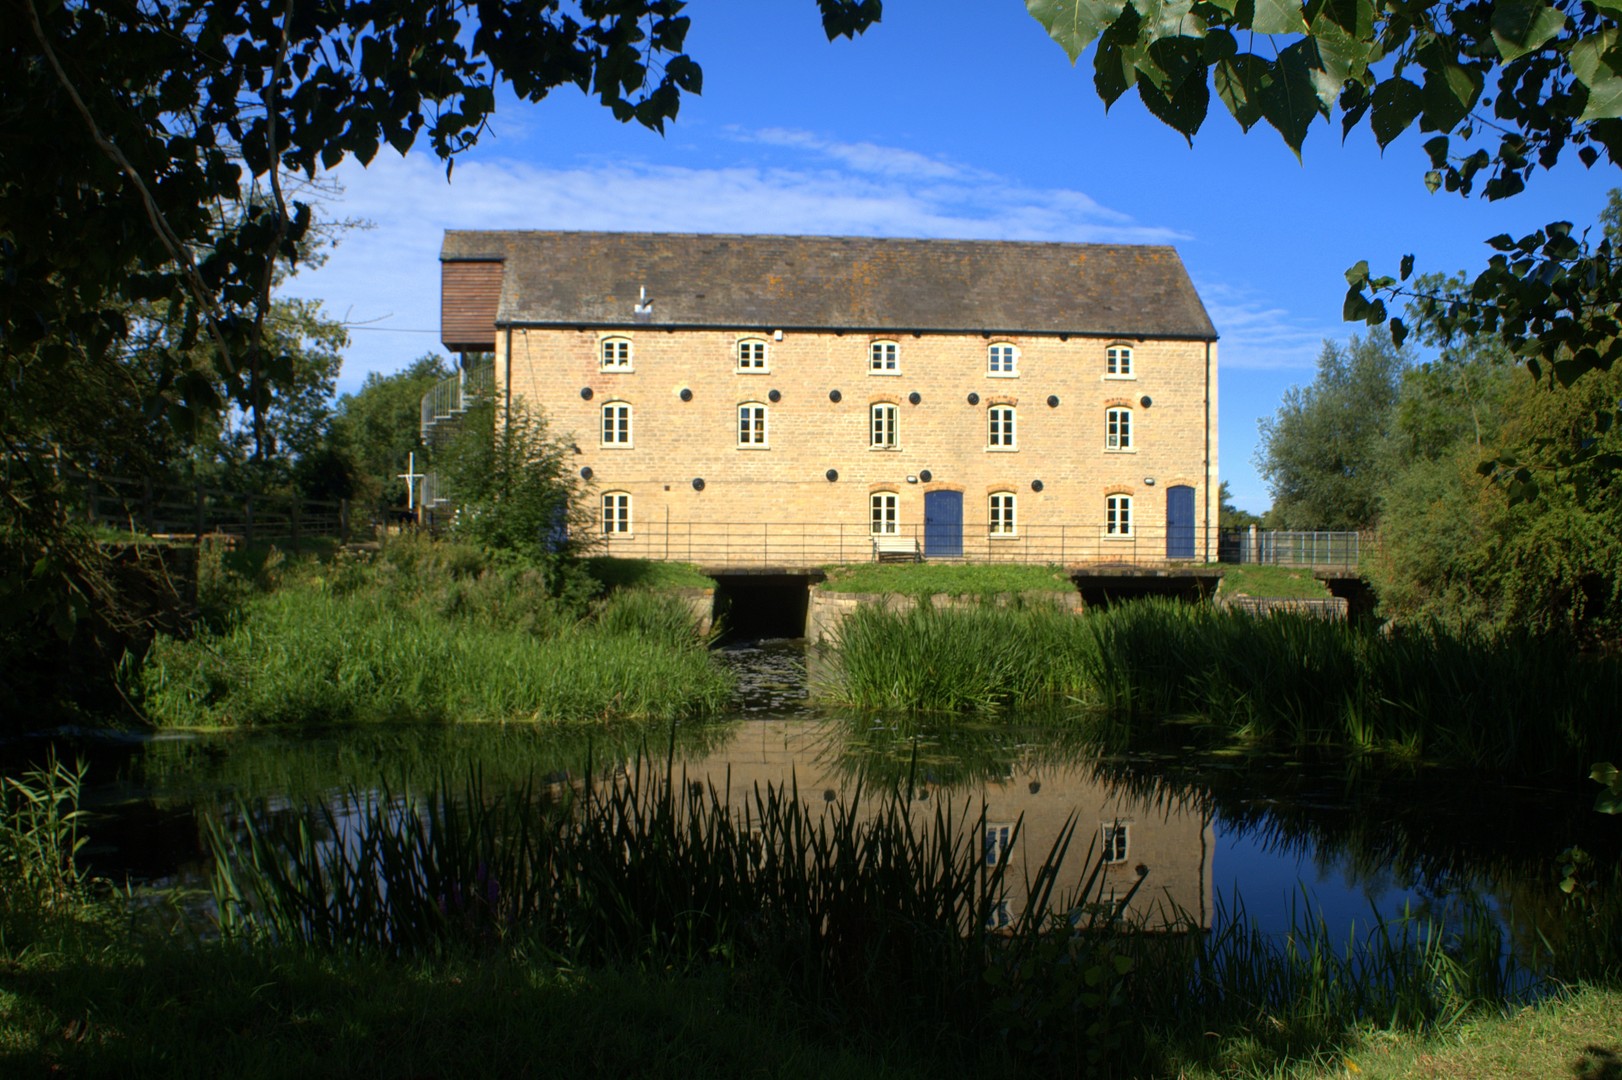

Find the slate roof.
xmin=441 ymin=231 xmax=1217 ymax=340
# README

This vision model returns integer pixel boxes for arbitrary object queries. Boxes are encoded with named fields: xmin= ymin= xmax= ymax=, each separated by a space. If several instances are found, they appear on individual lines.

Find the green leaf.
xmin=1419 ymin=64 xmax=1482 ymax=133
xmin=1027 ymin=0 xmax=1129 ymax=62
xmin=1215 ymin=54 xmax=1267 ymax=129
xmin=1490 ymin=0 xmax=1568 ymax=63
xmin=1370 ymin=76 xmax=1422 ymax=148
xmin=1137 ymin=62 xmax=1210 ymax=138
xmin=1345 ymin=259 xmax=1370 ymax=286
xmin=1250 ymin=0 xmax=1307 ymax=35
xmin=1257 ymin=42 xmax=1323 ymax=153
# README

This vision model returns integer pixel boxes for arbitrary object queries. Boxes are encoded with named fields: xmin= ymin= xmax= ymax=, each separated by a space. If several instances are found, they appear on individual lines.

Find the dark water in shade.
xmin=5 ymin=640 xmax=1618 ymax=961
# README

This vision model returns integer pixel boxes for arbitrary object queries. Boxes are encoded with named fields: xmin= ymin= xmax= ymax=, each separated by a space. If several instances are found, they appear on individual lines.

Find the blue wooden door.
xmin=924 ymin=490 xmax=963 ymax=558
xmin=1165 ymin=485 xmax=1196 ymax=559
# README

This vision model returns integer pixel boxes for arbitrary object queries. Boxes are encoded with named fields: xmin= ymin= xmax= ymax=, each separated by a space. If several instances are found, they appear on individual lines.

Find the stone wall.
xmin=498 ymin=325 xmax=1217 ymax=563
xmin=805 ymin=588 xmax=1083 ymax=644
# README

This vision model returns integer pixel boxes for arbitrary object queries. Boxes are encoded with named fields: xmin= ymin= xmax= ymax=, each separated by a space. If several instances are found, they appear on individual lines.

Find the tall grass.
xmin=820 ymin=598 xmax=1622 ymax=774
xmin=0 ymin=753 xmax=91 ymax=917
xmin=137 ymin=539 xmax=731 ymax=726
xmin=204 ymin=761 xmax=1575 ymax=1074
xmin=209 ymin=759 xmax=1149 ymax=1070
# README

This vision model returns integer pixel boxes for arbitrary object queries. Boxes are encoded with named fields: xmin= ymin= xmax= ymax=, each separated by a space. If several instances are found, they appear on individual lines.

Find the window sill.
xmin=869 ymin=445 xmax=900 ymax=452
xmin=603 ymin=533 xmax=635 ymax=541
xmin=1102 ymin=533 xmax=1134 ymax=541
xmin=736 ymin=444 xmax=771 ymax=451
xmin=1102 ymin=373 xmax=1135 ymax=381
xmin=600 ymin=443 xmax=634 ymax=450
xmin=988 ymin=533 xmax=1019 ymax=540
xmin=734 ymin=368 xmax=770 ymax=375
xmin=600 ymin=367 xmax=635 ymax=374
xmin=867 ymin=370 xmax=902 ymax=376
xmin=1105 ymin=446 xmax=1137 ymax=454
xmin=985 ymin=446 xmax=1019 ymax=453
xmin=986 ymin=371 xmax=1019 ymax=379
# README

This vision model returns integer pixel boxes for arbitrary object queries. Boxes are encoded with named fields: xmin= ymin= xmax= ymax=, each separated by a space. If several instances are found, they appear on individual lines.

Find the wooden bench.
xmin=872 ymin=535 xmax=921 ymax=563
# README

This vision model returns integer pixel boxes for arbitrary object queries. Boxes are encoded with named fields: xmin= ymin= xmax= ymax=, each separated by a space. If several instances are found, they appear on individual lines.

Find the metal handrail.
xmin=419 ymin=360 xmax=495 ymax=441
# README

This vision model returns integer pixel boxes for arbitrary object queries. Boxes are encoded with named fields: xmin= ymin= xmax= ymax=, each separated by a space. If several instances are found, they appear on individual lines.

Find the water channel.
xmin=8 ymin=640 xmax=1617 ymax=971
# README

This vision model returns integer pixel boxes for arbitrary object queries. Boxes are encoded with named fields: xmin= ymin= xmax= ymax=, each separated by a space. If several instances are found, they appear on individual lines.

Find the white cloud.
xmin=1195 ymin=281 xmax=1339 ymax=371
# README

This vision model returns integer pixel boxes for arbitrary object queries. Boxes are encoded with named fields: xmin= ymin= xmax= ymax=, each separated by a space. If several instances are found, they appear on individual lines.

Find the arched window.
xmin=870 ymin=492 xmax=899 ymax=534
xmin=987 ymin=342 xmax=1018 ymax=376
xmin=737 ymin=402 xmax=769 ymax=447
xmin=1106 ymin=344 xmax=1133 ymax=377
xmin=989 ymin=492 xmax=1017 ymax=536
xmin=601 ymin=492 xmax=632 ymax=535
xmin=600 ymin=401 xmax=632 ymax=446
xmin=736 ymin=337 xmax=768 ymax=372
xmin=987 ymin=405 xmax=1017 ymax=449
xmin=1106 ymin=494 xmax=1133 ymax=536
xmin=869 ymin=340 xmax=899 ymax=374
xmin=1106 ymin=407 xmax=1132 ymax=450
xmin=870 ymin=402 xmax=898 ymax=448
xmin=601 ymin=337 xmax=633 ymax=371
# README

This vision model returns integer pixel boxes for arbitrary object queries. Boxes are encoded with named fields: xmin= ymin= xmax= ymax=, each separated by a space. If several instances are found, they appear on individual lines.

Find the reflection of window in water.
xmin=985 ymin=899 xmax=1012 ymax=930
xmin=984 ymin=823 xmax=1013 ymax=867
xmin=1101 ymin=821 xmax=1129 ymax=864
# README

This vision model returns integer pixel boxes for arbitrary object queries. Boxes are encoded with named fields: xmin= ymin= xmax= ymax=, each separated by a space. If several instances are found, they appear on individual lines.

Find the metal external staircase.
xmin=417 ymin=359 xmax=493 ymax=511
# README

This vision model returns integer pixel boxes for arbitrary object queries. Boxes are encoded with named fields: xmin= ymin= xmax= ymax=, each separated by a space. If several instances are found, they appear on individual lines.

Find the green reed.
xmin=0 ymin=752 xmax=91 ymax=917
xmin=209 ymin=758 xmax=1147 ymax=1070
xmin=820 ymin=598 xmax=1622 ymax=775
xmin=139 ymin=578 xmax=731 ymax=727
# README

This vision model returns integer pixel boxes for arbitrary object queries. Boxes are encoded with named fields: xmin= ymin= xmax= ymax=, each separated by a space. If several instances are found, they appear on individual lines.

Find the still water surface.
xmin=11 ymin=641 xmax=1615 ymax=956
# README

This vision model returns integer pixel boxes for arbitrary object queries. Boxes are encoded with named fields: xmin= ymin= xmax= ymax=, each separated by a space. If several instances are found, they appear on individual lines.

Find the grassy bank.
xmin=5 ymin=757 xmax=1619 ymax=1078
xmin=133 ymin=539 xmax=731 ymax=727
xmin=819 ymin=562 xmax=1073 ymax=597
xmin=1215 ymin=564 xmax=1332 ymax=600
xmin=820 ymin=598 xmax=1622 ymax=774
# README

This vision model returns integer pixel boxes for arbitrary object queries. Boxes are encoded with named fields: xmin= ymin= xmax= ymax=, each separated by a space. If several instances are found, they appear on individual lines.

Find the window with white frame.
xmin=1106 ymin=494 xmax=1133 ymax=537
xmin=870 ymin=492 xmax=899 ymax=534
xmin=601 ymin=337 xmax=633 ymax=371
xmin=1100 ymin=821 xmax=1129 ymax=863
xmin=1106 ymin=407 xmax=1132 ymax=450
xmin=985 ymin=899 xmax=1013 ymax=931
xmin=870 ymin=402 xmax=898 ymax=448
xmin=601 ymin=492 xmax=632 ymax=535
xmin=869 ymin=340 xmax=899 ymax=374
xmin=988 ymin=342 xmax=1019 ymax=376
xmin=987 ymin=405 xmax=1017 ymax=449
xmin=989 ymin=492 xmax=1017 ymax=536
xmin=1106 ymin=344 xmax=1133 ymax=377
xmin=984 ymin=824 xmax=1013 ymax=867
xmin=600 ymin=401 xmax=632 ymax=446
xmin=737 ymin=402 xmax=769 ymax=447
xmin=736 ymin=338 xmax=768 ymax=372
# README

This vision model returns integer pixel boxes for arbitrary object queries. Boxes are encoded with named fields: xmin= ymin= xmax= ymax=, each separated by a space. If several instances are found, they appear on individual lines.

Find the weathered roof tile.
xmin=441 ymin=231 xmax=1217 ymax=340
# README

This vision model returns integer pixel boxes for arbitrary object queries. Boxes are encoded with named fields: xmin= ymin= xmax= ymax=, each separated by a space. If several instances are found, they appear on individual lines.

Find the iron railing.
xmin=1217 ymin=529 xmax=1364 ymax=571
xmin=65 ymin=472 xmax=365 ymax=549
xmin=419 ymin=360 xmax=494 ymax=442
xmin=586 ymin=521 xmax=1225 ymax=569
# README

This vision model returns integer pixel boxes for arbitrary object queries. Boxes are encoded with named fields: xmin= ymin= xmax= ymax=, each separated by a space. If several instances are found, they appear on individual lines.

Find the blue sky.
xmin=282 ymin=1 xmax=1620 ymax=514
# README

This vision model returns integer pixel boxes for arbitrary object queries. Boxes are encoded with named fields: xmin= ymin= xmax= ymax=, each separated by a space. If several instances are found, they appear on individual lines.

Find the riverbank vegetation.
xmin=820 ymin=598 xmax=1622 ymax=776
xmin=132 ymin=537 xmax=729 ymax=727
xmin=3 ymin=756 xmax=1618 ymax=1078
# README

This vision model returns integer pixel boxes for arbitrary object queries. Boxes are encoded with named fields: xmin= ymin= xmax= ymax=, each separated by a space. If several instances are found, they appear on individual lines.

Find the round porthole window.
xmin=580 ymin=387 xmax=594 ymax=400
xmin=826 ymin=469 xmax=839 ymax=482
xmin=692 ymin=478 xmax=705 ymax=491
xmin=967 ymin=392 xmax=980 ymax=405
xmin=829 ymin=389 xmax=842 ymax=403
xmin=679 ymin=388 xmax=693 ymax=402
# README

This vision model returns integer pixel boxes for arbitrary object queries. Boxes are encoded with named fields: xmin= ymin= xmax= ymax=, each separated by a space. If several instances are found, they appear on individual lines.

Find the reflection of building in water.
xmin=668 ymin=720 xmax=1213 ymax=931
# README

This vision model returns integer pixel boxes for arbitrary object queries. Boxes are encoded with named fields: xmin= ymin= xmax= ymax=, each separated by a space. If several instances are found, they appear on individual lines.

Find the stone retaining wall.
xmin=806 ymin=588 xmax=1082 ymax=643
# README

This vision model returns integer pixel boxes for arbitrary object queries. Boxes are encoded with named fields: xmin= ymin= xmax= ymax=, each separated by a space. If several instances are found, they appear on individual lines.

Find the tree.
xmin=1027 ymin=0 xmax=1622 ymax=484
xmin=1 ymin=0 xmax=881 ymax=719
xmin=1218 ymin=481 xmax=1263 ymax=529
xmin=439 ymin=401 xmax=584 ymax=567
xmin=323 ymin=354 xmax=455 ymax=507
xmin=1256 ymin=331 xmax=1408 ymax=530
